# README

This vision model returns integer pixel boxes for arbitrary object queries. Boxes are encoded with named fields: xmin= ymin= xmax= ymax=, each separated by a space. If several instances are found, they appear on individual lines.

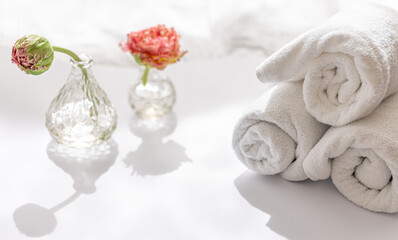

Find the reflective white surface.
xmin=1 ymin=47 xmax=398 ymax=240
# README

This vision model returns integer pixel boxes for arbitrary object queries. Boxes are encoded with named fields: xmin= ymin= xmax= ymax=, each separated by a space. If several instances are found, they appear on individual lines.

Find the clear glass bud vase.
xmin=46 ymin=55 xmax=117 ymax=148
xmin=128 ymin=67 xmax=176 ymax=120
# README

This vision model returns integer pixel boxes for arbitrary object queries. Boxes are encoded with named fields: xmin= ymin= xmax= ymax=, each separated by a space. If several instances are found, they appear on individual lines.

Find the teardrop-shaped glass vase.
xmin=45 ymin=55 xmax=117 ymax=148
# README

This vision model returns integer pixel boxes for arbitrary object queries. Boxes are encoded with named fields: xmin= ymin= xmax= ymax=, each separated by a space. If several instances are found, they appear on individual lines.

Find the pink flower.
xmin=120 ymin=25 xmax=186 ymax=70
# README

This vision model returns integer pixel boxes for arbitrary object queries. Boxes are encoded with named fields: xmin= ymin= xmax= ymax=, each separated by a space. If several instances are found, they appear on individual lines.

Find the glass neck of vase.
xmin=69 ymin=54 xmax=93 ymax=82
xmin=139 ymin=67 xmax=166 ymax=83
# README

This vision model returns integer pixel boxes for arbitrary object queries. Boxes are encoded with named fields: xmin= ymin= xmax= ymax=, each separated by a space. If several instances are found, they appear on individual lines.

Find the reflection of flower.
xmin=12 ymin=35 xmax=54 ymax=75
xmin=120 ymin=25 xmax=187 ymax=85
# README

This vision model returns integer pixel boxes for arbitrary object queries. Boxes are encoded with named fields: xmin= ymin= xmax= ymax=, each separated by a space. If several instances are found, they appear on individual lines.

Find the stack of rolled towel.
xmin=232 ymin=3 xmax=398 ymax=213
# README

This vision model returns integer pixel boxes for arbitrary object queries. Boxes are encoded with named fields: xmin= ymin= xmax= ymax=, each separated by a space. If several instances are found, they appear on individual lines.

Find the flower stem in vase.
xmin=142 ymin=66 xmax=150 ymax=86
xmin=52 ymin=46 xmax=88 ymax=83
xmin=53 ymin=46 xmax=98 ymax=116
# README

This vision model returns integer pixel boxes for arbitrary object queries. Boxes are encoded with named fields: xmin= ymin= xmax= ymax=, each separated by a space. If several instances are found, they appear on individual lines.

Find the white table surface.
xmin=1 ymin=46 xmax=398 ymax=240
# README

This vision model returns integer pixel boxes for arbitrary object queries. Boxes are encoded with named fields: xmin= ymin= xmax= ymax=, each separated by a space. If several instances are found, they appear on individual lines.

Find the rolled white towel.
xmin=303 ymin=92 xmax=398 ymax=213
xmin=232 ymin=82 xmax=328 ymax=181
xmin=255 ymin=3 xmax=398 ymax=126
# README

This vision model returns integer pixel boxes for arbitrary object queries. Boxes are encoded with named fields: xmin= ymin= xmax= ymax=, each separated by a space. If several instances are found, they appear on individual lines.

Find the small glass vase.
xmin=45 ymin=55 xmax=117 ymax=148
xmin=128 ymin=67 xmax=176 ymax=120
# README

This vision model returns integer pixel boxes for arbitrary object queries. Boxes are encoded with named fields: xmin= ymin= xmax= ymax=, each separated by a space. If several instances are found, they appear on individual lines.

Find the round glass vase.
xmin=128 ymin=67 xmax=176 ymax=120
xmin=45 ymin=55 xmax=117 ymax=148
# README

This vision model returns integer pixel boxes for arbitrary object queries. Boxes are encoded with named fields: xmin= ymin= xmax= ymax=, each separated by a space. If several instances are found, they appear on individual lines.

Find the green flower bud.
xmin=11 ymin=34 xmax=54 ymax=75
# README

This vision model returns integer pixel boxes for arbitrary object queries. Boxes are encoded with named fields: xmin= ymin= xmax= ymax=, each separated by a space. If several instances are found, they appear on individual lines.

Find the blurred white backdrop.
xmin=1 ymin=0 xmax=398 ymax=65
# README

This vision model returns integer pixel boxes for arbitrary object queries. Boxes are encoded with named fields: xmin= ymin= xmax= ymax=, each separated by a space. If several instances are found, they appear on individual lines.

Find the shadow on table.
xmin=124 ymin=113 xmax=191 ymax=176
xmin=13 ymin=139 xmax=118 ymax=237
xmin=234 ymin=171 xmax=398 ymax=240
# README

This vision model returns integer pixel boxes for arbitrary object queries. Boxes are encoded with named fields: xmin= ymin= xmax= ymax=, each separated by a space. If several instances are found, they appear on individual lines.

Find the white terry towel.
xmin=255 ymin=3 xmax=398 ymax=126
xmin=232 ymin=82 xmax=328 ymax=181
xmin=304 ymin=92 xmax=398 ymax=213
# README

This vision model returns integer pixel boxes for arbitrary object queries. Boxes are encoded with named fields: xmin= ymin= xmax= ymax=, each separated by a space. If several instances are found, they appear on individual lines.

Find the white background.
xmin=3 ymin=0 xmax=398 ymax=65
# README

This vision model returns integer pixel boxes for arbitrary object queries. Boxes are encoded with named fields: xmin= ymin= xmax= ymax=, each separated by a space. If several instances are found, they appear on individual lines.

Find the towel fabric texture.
xmin=255 ymin=3 xmax=398 ymax=126
xmin=303 ymin=92 xmax=398 ymax=213
xmin=232 ymin=82 xmax=328 ymax=181
xmin=233 ymin=3 xmax=398 ymax=213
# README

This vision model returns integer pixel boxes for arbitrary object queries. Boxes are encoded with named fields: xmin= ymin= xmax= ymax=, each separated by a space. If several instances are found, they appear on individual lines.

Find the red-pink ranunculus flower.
xmin=120 ymin=25 xmax=186 ymax=70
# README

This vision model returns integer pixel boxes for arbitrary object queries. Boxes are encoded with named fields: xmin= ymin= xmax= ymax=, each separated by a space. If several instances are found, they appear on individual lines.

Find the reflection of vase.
xmin=129 ymin=67 xmax=176 ymax=120
xmin=12 ymin=139 xmax=118 ymax=238
xmin=46 ymin=139 xmax=118 ymax=194
xmin=124 ymin=113 xmax=191 ymax=176
xmin=45 ymin=54 xmax=117 ymax=148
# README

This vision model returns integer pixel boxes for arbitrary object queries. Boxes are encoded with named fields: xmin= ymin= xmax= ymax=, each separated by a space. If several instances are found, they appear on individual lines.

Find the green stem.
xmin=53 ymin=46 xmax=94 ymax=115
xmin=142 ymin=66 xmax=150 ymax=86
xmin=53 ymin=46 xmax=88 ymax=83
xmin=53 ymin=46 xmax=82 ymax=62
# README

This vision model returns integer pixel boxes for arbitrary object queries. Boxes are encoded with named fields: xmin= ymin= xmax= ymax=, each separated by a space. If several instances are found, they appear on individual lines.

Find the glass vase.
xmin=45 ymin=54 xmax=117 ymax=148
xmin=128 ymin=67 xmax=176 ymax=119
